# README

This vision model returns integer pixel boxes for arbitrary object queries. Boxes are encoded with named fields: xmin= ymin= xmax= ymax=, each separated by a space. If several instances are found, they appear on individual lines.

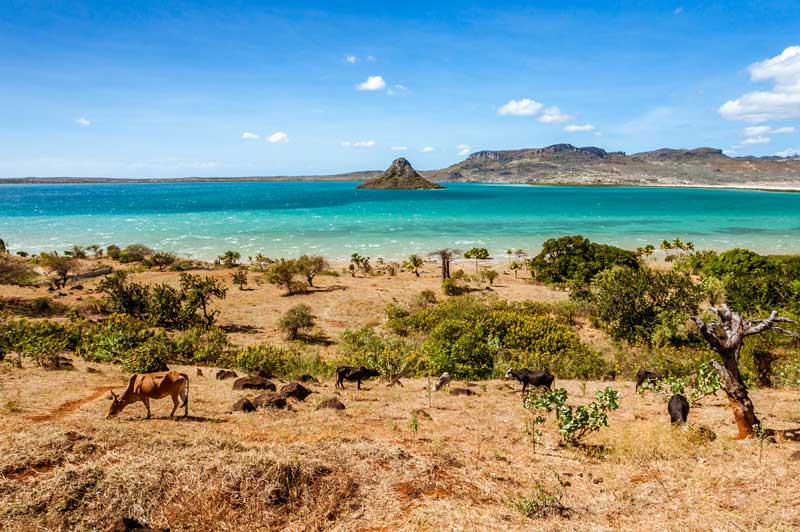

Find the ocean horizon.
xmin=2 ymin=181 xmax=799 ymax=260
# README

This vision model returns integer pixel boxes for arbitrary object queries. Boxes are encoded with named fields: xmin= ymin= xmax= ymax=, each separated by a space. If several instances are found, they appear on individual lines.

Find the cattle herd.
xmin=106 ymin=365 xmax=686 ymax=424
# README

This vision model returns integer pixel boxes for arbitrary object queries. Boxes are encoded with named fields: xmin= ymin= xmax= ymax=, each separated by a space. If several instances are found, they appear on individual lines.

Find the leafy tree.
xmin=99 ymin=272 xmax=151 ymax=317
xmin=148 ymin=283 xmax=185 ymax=328
xmin=591 ymin=266 xmax=701 ymax=345
xmin=527 ymin=235 xmax=638 ymax=285
xmin=118 ymin=244 xmax=153 ymax=264
xmin=482 ymin=269 xmax=499 ymax=286
xmin=509 ymin=260 xmax=522 ymax=279
xmin=148 ymin=251 xmax=177 ymax=271
xmin=464 ymin=247 xmax=489 ymax=273
xmin=106 ymin=244 xmax=122 ymax=260
xmin=705 ymin=248 xmax=777 ymax=278
xmin=231 ymin=270 xmax=248 ymax=290
xmin=278 ymin=304 xmax=315 ymax=340
xmin=296 ymin=255 xmax=327 ymax=287
xmin=218 ymin=250 xmax=241 ymax=268
xmin=64 ymin=245 xmax=87 ymax=259
xmin=36 ymin=252 xmax=79 ymax=289
xmin=349 ymin=253 xmax=371 ymax=277
xmin=403 ymin=254 xmax=424 ymax=277
xmin=265 ymin=259 xmax=306 ymax=295
xmin=179 ymin=274 xmax=228 ymax=328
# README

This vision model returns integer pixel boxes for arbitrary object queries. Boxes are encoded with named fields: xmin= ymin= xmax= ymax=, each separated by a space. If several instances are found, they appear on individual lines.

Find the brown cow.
xmin=107 ymin=371 xmax=189 ymax=419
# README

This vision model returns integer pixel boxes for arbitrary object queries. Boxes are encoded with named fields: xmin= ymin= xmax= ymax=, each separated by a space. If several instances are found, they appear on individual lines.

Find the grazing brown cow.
xmin=107 ymin=371 xmax=189 ymax=419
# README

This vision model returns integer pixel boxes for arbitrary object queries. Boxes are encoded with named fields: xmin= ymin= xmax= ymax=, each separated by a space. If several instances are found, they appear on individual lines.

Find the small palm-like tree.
xmin=219 ymin=250 xmax=241 ymax=268
xmin=404 ymin=254 xmax=424 ymax=277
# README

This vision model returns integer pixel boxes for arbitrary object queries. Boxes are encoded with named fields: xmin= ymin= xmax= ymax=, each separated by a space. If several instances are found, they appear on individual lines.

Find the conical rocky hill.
xmin=356 ymin=158 xmax=444 ymax=189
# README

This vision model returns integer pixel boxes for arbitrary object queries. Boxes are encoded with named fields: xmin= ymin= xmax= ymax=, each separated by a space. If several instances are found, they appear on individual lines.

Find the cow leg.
xmin=522 ymin=382 xmax=527 ymax=394
xmin=170 ymin=394 xmax=179 ymax=417
xmin=357 ymin=379 xmax=361 ymax=390
xmin=182 ymin=384 xmax=189 ymax=417
xmin=143 ymin=398 xmax=151 ymax=419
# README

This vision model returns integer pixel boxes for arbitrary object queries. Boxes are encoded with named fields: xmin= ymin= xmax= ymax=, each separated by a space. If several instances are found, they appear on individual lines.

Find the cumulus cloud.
xmin=76 ymin=117 xmax=91 ymax=127
xmin=743 ymin=125 xmax=795 ymax=136
xmin=498 ymin=98 xmax=544 ymax=116
xmin=420 ymin=146 xmax=435 ymax=153
xmin=538 ymin=106 xmax=574 ymax=124
xmin=775 ymin=148 xmax=800 ymax=157
xmin=357 ymin=75 xmax=386 ymax=91
xmin=741 ymin=135 xmax=771 ymax=145
xmin=719 ymin=46 xmax=800 ymax=122
xmin=456 ymin=144 xmax=471 ymax=155
xmin=366 ymin=55 xmax=376 ymax=62
xmin=345 ymin=55 xmax=358 ymax=64
xmin=241 ymin=132 xmax=260 ymax=140
xmin=564 ymin=124 xmax=595 ymax=132
xmin=267 ymin=131 xmax=288 ymax=144
xmin=341 ymin=140 xmax=376 ymax=148
xmin=390 ymin=146 xmax=407 ymax=151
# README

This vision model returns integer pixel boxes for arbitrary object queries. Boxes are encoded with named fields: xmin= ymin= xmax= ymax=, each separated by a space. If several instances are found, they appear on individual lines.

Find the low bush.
xmin=118 ymin=244 xmax=154 ymax=264
xmin=174 ymin=326 xmax=233 ymax=365
xmin=525 ymin=387 xmax=620 ymax=446
xmin=441 ymin=278 xmax=467 ymax=296
xmin=124 ymin=333 xmax=172 ymax=373
xmin=278 ymin=304 xmax=315 ymax=340
xmin=337 ymin=327 xmax=421 ymax=377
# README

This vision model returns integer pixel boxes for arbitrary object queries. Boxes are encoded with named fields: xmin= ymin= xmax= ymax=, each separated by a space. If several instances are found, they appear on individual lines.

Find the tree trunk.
xmin=711 ymin=359 xmax=759 ymax=439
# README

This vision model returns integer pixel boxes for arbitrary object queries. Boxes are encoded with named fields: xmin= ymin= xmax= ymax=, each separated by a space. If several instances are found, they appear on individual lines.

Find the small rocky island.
xmin=356 ymin=158 xmax=445 ymax=189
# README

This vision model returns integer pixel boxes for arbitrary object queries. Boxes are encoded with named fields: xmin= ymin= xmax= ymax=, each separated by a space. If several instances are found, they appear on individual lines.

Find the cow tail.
xmin=181 ymin=373 xmax=189 ymax=407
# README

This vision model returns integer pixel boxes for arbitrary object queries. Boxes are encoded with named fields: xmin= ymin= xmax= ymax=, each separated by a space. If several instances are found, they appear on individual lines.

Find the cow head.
xmin=106 ymin=390 xmax=124 ymax=418
xmin=364 ymin=368 xmax=380 ymax=379
xmin=504 ymin=368 xmax=514 ymax=380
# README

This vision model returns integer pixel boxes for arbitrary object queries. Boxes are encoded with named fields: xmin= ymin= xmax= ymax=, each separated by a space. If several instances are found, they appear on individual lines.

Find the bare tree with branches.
xmin=428 ymin=249 xmax=461 ymax=280
xmin=692 ymin=304 xmax=798 ymax=439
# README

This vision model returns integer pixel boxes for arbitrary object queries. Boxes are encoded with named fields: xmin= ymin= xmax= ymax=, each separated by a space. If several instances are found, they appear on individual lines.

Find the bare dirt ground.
xmin=2 ymin=260 xmax=800 ymax=531
xmin=1 ymin=357 xmax=800 ymax=532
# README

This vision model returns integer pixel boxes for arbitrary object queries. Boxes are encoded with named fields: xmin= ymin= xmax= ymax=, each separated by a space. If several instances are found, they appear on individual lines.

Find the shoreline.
xmin=2 ymin=177 xmax=800 ymax=192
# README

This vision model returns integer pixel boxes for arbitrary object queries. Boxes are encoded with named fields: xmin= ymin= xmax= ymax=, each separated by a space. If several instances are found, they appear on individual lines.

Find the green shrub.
xmin=591 ymin=266 xmax=701 ymax=345
xmin=118 ymin=244 xmax=154 ymax=264
xmin=526 ymin=235 xmax=638 ymax=285
xmin=235 ymin=343 xmax=296 ymax=376
xmin=278 ymin=304 xmax=315 ymax=340
xmin=123 ymin=332 xmax=172 ymax=373
xmin=174 ymin=326 xmax=232 ymax=364
xmin=442 ymin=278 xmax=468 ymax=296
xmin=525 ymin=387 xmax=619 ymax=446
xmin=424 ymin=319 xmax=496 ymax=379
xmin=337 ymin=327 xmax=419 ymax=377
xmin=77 ymin=314 xmax=152 ymax=364
xmin=106 ymin=245 xmax=122 ymax=260
xmin=147 ymin=251 xmax=177 ymax=271
xmin=0 ymin=255 xmax=38 ymax=286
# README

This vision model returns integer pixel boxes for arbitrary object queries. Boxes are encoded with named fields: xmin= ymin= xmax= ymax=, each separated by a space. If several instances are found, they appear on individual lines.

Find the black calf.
xmin=336 ymin=365 xmax=380 ymax=390
xmin=668 ymin=394 xmax=690 ymax=424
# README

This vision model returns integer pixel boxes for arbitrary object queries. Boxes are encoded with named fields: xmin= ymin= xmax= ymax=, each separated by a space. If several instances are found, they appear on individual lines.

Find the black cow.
xmin=336 ymin=366 xmax=380 ymax=390
xmin=504 ymin=368 xmax=554 ymax=393
xmin=668 ymin=394 xmax=690 ymax=424
xmin=635 ymin=369 xmax=664 ymax=391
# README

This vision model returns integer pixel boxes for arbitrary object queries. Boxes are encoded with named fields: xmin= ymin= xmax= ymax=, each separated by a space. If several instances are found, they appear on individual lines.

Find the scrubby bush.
xmin=77 ymin=314 xmax=153 ymax=364
xmin=424 ymin=319 xmax=496 ymax=379
xmin=525 ymin=387 xmax=620 ymax=446
xmin=526 ymin=235 xmax=638 ymax=286
xmin=124 ymin=333 xmax=172 ymax=373
xmin=106 ymin=244 xmax=122 ymax=260
xmin=265 ymin=259 xmax=307 ymax=295
xmin=0 ymin=317 xmax=80 ymax=366
xmin=231 ymin=270 xmax=248 ymax=290
xmin=296 ymin=255 xmax=327 ymax=287
xmin=179 ymin=274 xmax=227 ymax=328
xmin=442 ymin=278 xmax=467 ymax=296
xmin=174 ymin=326 xmax=233 ymax=364
xmin=482 ymin=269 xmax=499 ymax=285
xmin=278 ymin=304 xmax=315 ymax=340
xmin=118 ymin=244 xmax=154 ymax=264
xmin=147 ymin=251 xmax=177 ymax=271
xmin=590 ymin=266 xmax=701 ymax=346
xmin=0 ymin=255 xmax=37 ymax=286
xmin=34 ymin=252 xmax=79 ymax=289
xmin=235 ymin=343 xmax=298 ymax=376
xmin=338 ymin=327 xmax=421 ymax=377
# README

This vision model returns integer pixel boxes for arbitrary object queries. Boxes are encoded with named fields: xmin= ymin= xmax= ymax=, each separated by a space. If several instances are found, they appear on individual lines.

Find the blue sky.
xmin=2 ymin=0 xmax=800 ymax=178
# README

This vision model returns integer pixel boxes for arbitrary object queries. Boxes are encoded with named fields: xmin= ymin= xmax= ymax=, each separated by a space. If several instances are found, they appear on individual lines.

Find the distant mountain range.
xmin=4 ymin=144 xmax=800 ymax=189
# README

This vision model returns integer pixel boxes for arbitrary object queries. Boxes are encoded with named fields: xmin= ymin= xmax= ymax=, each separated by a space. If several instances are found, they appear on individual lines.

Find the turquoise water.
xmin=1 ymin=182 xmax=799 ymax=260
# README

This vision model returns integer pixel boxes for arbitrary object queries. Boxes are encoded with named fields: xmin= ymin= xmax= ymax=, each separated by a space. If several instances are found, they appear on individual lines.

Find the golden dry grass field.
xmin=1 ymin=260 xmax=799 ymax=531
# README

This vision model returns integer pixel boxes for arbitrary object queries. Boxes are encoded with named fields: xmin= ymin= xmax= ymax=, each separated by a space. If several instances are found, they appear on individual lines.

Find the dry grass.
xmin=1 ymin=357 xmax=800 ymax=531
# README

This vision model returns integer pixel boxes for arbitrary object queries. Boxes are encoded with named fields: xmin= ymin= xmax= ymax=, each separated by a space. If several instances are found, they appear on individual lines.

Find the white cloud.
xmin=390 ymin=146 xmax=407 ymax=151
xmin=387 ymin=84 xmax=409 ymax=96
xmin=719 ymin=46 xmax=800 ymax=122
xmin=674 ymin=7 xmax=684 ymax=14
xmin=743 ymin=125 xmax=795 ymax=136
xmin=241 ymin=132 xmax=260 ymax=140
xmin=456 ymin=144 xmax=471 ymax=155
xmin=76 ymin=117 xmax=91 ymax=127
xmin=723 ymin=148 xmax=738 ymax=156
xmin=366 ymin=55 xmax=376 ymax=62
xmin=267 ymin=131 xmax=288 ymax=144
xmin=564 ymin=124 xmax=595 ymax=132
xmin=538 ymin=106 xmax=574 ymax=124
xmin=341 ymin=140 xmax=376 ymax=148
xmin=357 ymin=75 xmax=386 ymax=91
xmin=345 ymin=55 xmax=358 ymax=64
xmin=421 ymin=146 xmax=435 ymax=153
xmin=775 ymin=148 xmax=800 ymax=157
xmin=741 ymin=135 xmax=771 ymax=145
xmin=498 ymin=98 xmax=544 ymax=116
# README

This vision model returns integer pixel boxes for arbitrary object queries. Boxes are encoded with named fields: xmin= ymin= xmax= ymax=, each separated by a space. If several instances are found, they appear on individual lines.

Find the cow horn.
xmin=110 ymin=390 xmax=118 ymax=401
